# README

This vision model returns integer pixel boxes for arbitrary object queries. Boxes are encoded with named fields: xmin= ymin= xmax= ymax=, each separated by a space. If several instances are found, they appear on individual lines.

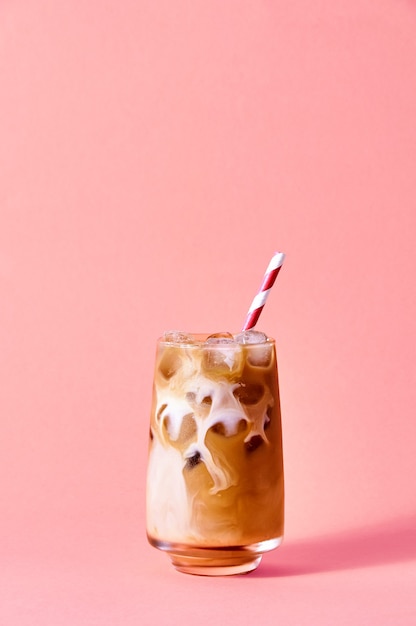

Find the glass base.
xmin=149 ymin=536 xmax=282 ymax=576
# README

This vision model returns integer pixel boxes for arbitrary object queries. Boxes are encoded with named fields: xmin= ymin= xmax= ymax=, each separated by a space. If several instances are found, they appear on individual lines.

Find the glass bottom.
xmin=148 ymin=536 xmax=283 ymax=576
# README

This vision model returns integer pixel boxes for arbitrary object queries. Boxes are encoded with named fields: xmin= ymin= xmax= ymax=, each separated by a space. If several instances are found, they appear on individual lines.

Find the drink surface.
xmin=146 ymin=331 xmax=284 ymax=548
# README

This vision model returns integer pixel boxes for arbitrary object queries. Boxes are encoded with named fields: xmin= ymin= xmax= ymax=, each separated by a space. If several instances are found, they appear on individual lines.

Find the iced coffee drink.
xmin=146 ymin=330 xmax=284 ymax=575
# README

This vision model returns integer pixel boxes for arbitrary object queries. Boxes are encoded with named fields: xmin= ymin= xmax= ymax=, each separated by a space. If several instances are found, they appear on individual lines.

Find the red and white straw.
xmin=242 ymin=251 xmax=285 ymax=331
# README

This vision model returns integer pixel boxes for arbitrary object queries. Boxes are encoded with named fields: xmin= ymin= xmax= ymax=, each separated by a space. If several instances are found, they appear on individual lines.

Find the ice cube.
xmin=205 ymin=332 xmax=235 ymax=344
xmin=233 ymin=383 xmax=264 ymax=405
xmin=158 ymin=349 xmax=183 ymax=379
xmin=244 ymin=435 xmax=264 ymax=453
xmin=234 ymin=330 xmax=272 ymax=366
xmin=247 ymin=343 xmax=273 ymax=367
xmin=162 ymin=330 xmax=195 ymax=345
xmin=203 ymin=334 xmax=242 ymax=377
xmin=234 ymin=330 xmax=268 ymax=344
xmin=177 ymin=414 xmax=197 ymax=444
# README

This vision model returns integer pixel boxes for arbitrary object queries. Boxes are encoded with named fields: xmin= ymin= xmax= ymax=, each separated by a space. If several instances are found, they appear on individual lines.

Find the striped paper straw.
xmin=242 ymin=251 xmax=285 ymax=331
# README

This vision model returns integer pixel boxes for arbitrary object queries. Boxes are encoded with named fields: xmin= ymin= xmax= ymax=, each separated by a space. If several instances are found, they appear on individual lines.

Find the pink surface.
xmin=1 ymin=0 xmax=415 ymax=623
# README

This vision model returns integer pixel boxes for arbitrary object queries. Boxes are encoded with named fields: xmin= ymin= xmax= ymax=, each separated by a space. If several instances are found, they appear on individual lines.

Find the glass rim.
xmin=158 ymin=332 xmax=276 ymax=348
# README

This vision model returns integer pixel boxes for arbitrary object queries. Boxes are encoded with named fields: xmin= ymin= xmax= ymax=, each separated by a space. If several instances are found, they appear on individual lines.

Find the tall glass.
xmin=146 ymin=331 xmax=284 ymax=576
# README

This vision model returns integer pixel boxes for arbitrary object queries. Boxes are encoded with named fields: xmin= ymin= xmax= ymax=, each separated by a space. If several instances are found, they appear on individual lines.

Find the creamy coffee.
xmin=146 ymin=330 xmax=284 ymax=574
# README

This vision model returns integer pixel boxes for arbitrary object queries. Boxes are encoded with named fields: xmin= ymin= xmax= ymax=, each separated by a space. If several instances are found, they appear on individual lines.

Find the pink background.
xmin=1 ymin=0 xmax=416 ymax=623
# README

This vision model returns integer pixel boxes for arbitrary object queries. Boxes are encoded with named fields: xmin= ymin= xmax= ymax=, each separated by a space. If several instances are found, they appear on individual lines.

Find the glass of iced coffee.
xmin=146 ymin=329 xmax=284 ymax=576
